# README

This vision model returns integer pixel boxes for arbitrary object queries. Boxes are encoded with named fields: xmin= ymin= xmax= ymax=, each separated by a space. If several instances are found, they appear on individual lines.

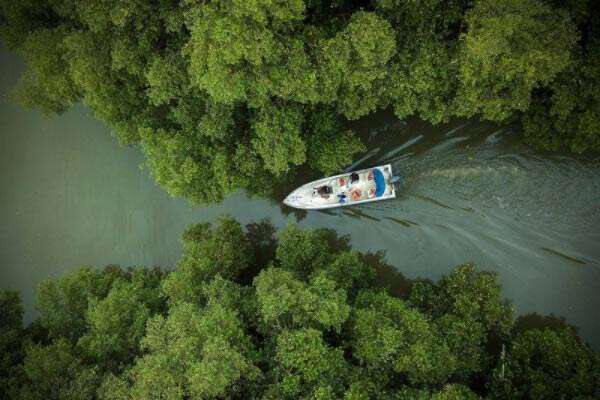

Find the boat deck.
xmin=284 ymin=165 xmax=396 ymax=210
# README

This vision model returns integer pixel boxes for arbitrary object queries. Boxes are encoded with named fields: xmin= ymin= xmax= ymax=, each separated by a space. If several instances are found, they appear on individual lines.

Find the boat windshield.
xmin=373 ymin=168 xmax=386 ymax=197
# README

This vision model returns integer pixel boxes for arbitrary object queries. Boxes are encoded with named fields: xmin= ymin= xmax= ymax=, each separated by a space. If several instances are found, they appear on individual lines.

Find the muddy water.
xmin=1 ymin=47 xmax=599 ymax=347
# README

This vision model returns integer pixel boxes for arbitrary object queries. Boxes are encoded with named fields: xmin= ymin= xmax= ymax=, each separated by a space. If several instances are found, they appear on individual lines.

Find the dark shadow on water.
xmin=342 ymin=210 xmax=360 ymax=220
xmin=345 ymin=207 xmax=381 ymax=222
xmin=384 ymin=216 xmax=419 ymax=227
xmin=281 ymin=205 xmax=308 ymax=221
xmin=513 ymin=312 xmax=579 ymax=336
xmin=361 ymin=250 xmax=412 ymax=299
xmin=257 ymin=163 xmax=320 ymax=221
xmin=540 ymin=247 xmax=587 ymax=266
xmin=412 ymin=194 xmax=455 ymax=210
xmin=316 ymin=209 xmax=339 ymax=217
xmin=239 ymin=219 xmax=278 ymax=285
xmin=316 ymin=228 xmax=353 ymax=253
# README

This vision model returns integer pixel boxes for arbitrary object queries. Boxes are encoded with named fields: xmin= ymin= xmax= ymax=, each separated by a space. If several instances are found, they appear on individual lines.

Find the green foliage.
xmin=389 ymin=40 xmax=459 ymax=124
xmin=275 ymin=222 xmax=333 ymax=278
xmin=455 ymin=0 xmax=578 ymax=121
xmin=11 ymin=27 xmax=81 ymax=115
xmin=270 ymin=328 xmax=349 ymax=398
xmin=162 ymin=216 xmax=252 ymax=305
xmin=436 ymin=314 xmax=487 ymax=379
xmin=62 ymin=30 xmax=150 ymax=145
xmin=3 ymin=0 xmax=597 ymax=207
xmin=254 ymin=267 xmax=350 ymax=333
xmin=0 ymin=1 xmax=55 ymax=49
xmin=378 ymin=0 xmax=466 ymax=124
xmin=2 ymin=222 xmax=599 ymax=398
xmin=351 ymin=290 xmax=456 ymax=386
xmin=409 ymin=264 xmax=514 ymax=381
xmin=22 ymin=266 xmax=167 ymax=399
xmin=251 ymin=103 xmax=307 ymax=176
xmin=139 ymin=126 xmax=229 ymax=203
xmin=318 ymin=12 xmax=396 ymax=120
xmin=118 ymin=302 xmax=260 ymax=399
xmin=0 ymin=290 xmax=23 ymax=398
xmin=36 ymin=266 xmax=124 ymax=342
xmin=79 ymin=281 xmax=151 ymax=366
xmin=78 ymin=268 xmax=165 ymax=368
xmin=375 ymin=0 xmax=467 ymax=41
xmin=145 ymin=52 xmax=189 ymax=107
xmin=19 ymin=339 xmax=100 ymax=400
xmin=321 ymin=251 xmax=376 ymax=298
xmin=396 ymin=384 xmax=480 ymax=399
xmin=523 ymin=40 xmax=600 ymax=153
xmin=307 ymin=109 xmax=366 ymax=175
xmin=490 ymin=327 xmax=598 ymax=399
xmin=185 ymin=0 xmax=307 ymax=105
xmin=410 ymin=263 xmax=514 ymax=337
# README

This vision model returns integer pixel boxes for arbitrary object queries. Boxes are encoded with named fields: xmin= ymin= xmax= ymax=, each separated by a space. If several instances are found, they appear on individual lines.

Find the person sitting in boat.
xmin=349 ymin=188 xmax=362 ymax=201
xmin=339 ymin=172 xmax=359 ymax=189
xmin=316 ymin=184 xmax=333 ymax=199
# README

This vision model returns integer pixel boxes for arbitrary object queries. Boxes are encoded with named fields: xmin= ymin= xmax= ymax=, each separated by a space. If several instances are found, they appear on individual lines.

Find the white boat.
xmin=283 ymin=164 xmax=398 ymax=210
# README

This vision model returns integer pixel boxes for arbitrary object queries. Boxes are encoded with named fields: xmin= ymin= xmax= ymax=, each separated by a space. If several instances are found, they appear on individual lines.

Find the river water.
xmin=2 ymin=47 xmax=600 ymax=347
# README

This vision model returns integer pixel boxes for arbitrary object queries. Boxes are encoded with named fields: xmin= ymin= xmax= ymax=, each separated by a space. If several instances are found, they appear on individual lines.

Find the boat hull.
xmin=283 ymin=164 xmax=397 ymax=210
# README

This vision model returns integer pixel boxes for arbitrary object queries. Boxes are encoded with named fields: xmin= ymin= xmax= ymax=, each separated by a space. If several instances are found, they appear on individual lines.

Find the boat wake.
xmin=302 ymin=114 xmax=600 ymax=347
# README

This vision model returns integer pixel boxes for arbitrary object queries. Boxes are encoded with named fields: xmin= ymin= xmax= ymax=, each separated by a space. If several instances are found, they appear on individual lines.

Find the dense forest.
xmin=0 ymin=218 xmax=598 ymax=399
xmin=1 ymin=0 xmax=599 ymax=203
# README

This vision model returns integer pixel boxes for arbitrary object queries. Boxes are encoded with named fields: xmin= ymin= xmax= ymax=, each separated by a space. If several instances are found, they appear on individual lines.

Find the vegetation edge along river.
xmin=1 ymin=0 xmax=599 ymax=205
xmin=2 ymin=0 xmax=600 ymax=398
xmin=1 ymin=218 xmax=599 ymax=399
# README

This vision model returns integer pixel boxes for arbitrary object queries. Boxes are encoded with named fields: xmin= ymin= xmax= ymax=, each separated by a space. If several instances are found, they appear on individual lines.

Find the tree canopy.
xmin=1 ymin=0 xmax=598 ymax=204
xmin=1 ymin=217 xmax=598 ymax=399
xmin=455 ymin=0 xmax=578 ymax=121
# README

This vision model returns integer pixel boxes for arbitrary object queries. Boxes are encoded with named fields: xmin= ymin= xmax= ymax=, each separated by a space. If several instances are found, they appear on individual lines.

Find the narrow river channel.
xmin=2 ymin=47 xmax=600 ymax=348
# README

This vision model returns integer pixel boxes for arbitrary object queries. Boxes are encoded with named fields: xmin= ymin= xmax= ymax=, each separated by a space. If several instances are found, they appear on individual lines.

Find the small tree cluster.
xmin=1 ymin=217 xmax=598 ymax=399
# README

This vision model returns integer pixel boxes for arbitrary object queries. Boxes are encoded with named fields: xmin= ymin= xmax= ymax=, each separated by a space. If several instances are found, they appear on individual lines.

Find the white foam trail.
xmin=344 ymin=147 xmax=380 ymax=172
xmin=485 ymin=129 xmax=504 ymax=144
xmin=379 ymin=135 xmax=424 ymax=161
xmin=444 ymin=122 xmax=469 ymax=137
xmin=429 ymin=136 xmax=469 ymax=152
xmin=386 ymin=152 xmax=414 ymax=164
xmin=423 ymin=165 xmax=520 ymax=179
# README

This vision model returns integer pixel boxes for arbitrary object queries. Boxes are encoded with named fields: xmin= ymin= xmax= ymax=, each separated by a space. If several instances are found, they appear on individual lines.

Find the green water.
xmin=2 ymin=47 xmax=600 ymax=347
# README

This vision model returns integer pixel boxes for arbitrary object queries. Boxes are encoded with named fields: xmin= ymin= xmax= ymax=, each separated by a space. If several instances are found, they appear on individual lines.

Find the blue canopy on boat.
xmin=373 ymin=168 xmax=386 ymax=197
